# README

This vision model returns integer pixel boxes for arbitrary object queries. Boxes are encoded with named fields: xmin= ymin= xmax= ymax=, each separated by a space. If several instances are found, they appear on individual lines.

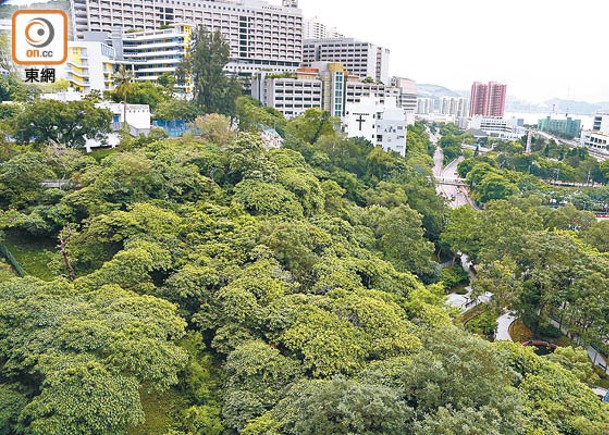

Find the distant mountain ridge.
xmin=416 ymin=84 xmax=462 ymax=99
xmin=507 ymin=98 xmax=609 ymax=115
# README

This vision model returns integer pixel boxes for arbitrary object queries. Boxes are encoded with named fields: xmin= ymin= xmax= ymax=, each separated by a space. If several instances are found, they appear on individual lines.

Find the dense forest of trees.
xmin=1 ymin=104 xmax=609 ymax=433
xmin=455 ymin=135 xmax=609 ymax=206
xmin=1 ymin=30 xmax=609 ymax=435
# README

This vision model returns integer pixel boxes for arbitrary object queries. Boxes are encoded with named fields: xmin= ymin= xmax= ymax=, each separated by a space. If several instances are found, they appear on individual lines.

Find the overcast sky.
xmin=5 ymin=0 xmax=608 ymax=102
xmin=297 ymin=0 xmax=609 ymax=103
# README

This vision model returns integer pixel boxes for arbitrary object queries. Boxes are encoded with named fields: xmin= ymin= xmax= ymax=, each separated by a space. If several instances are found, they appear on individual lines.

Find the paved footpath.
xmin=447 ymin=286 xmax=493 ymax=312
xmin=496 ymin=315 xmax=609 ymax=375
xmin=550 ymin=319 xmax=609 ymax=375
xmin=495 ymin=311 xmax=517 ymax=342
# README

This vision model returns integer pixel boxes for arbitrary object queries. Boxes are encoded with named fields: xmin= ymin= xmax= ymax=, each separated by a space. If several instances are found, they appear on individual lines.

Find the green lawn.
xmin=3 ymin=231 xmax=56 ymax=281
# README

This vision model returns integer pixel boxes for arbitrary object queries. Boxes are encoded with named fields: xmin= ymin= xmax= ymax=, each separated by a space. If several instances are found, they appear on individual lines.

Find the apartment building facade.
xmin=416 ymin=98 xmax=434 ymax=115
xmin=440 ymin=97 xmax=468 ymax=117
xmin=70 ymin=0 xmax=304 ymax=75
xmin=344 ymin=96 xmax=407 ymax=156
xmin=253 ymin=72 xmax=323 ymax=119
xmin=469 ymin=81 xmax=507 ymax=117
xmin=59 ymin=40 xmax=117 ymax=93
xmin=391 ymin=77 xmax=418 ymax=114
xmin=581 ymin=113 xmax=609 ymax=152
xmin=303 ymin=16 xmax=343 ymax=39
xmin=252 ymin=62 xmax=409 ymax=120
xmin=302 ymin=37 xmax=390 ymax=84
xmin=112 ymin=23 xmax=193 ymax=92
xmin=538 ymin=116 xmax=581 ymax=139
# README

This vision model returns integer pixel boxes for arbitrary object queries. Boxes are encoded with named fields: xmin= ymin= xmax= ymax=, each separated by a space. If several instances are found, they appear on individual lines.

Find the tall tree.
xmin=180 ymin=26 xmax=242 ymax=116
xmin=11 ymin=100 xmax=112 ymax=150
xmin=0 ymin=33 xmax=14 ymax=74
xmin=112 ymin=65 xmax=134 ymax=127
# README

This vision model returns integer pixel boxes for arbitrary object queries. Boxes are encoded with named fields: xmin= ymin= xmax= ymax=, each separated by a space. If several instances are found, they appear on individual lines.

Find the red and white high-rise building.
xmin=469 ymin=81 xmax=507 ymax=117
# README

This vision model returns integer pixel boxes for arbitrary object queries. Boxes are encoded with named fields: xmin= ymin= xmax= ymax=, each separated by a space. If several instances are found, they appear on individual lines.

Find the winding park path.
xmin=495 ymin=313 xmax=609 ymax=375
xmin=495 ymin=312 xmax=517 ymax=342
xmin=548 ymin=319 xmax=609 ymax=375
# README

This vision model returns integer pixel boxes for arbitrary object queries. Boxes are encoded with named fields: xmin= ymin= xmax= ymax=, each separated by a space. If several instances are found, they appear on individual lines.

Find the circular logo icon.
xmin=25 ymin=18 xmax=55 ymax=49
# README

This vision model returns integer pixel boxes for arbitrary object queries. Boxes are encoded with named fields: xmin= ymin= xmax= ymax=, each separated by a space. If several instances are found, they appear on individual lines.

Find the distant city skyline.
xmin=297 ymin=0 xmax=609 ymax=103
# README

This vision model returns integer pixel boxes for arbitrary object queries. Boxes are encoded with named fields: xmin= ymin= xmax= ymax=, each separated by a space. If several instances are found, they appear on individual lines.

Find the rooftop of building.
xmin=303 ymin=37 xmax=381 ymax=47
xmin=538 ymin=115 xmax=581 ymax=121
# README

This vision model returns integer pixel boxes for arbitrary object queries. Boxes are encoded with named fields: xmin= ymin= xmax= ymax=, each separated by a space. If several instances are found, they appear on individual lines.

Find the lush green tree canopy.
xmin=1 ymin=104 xmax=607 ymax=435
xmin=10 ymin=100 xmax=112 ymax=149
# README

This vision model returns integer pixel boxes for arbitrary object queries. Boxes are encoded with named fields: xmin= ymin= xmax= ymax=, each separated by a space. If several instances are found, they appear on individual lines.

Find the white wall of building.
xmin=303 ymin=38 xmax=390 ymax=84
xmin=98 ymin=102 xmax=151 ymax=130
xmin=252 ymin=74 xmax=323 ymax=119
xmin=469 ymin=116 xmax=522 ymax=140
xmin=581 ymin=113 xmax=609 ymax=152
xmin=303 ymin=16 xmax=344 ymax=39
xmin=116 ymin=24 xmax=192 ymax=91
xmin=73 ymin=0 xmax=303 ymax=75
xmin=58 ymin=40 xmax=116 ymax=93
xmin=344 ymin=96 xmax=407 ymax=156
xmin=41 ymin=89 xmax=86 ymax=102
xmin=344 ymin=97 xmax=377 ymax=144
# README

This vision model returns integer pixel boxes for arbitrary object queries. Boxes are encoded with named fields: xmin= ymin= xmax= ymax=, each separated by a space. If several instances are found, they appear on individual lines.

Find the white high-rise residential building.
xmin=457 ymin=98 xmax=468 ymax=117
xmin=581 ymin=113 xmax=609 ymax=152
xmin=302 ymin=38 xmax=390 ymax=84
xmin=112 ymin=24 xmax=194 ymax=92
xmin=416 ymin=98 xmax=434 ymax=115
xmin=252 ymin=71 xmax=323 ymax=119
xmin=303 ymin=16 xmax=344 ymax=39
xmin=391 ymin=77 xmax=418 ymax=114
xmin=70 ymin=0 xmax=303 ymax=76
xmin=58 ymin=40 xmax=118 ymax=93
xmin=440 ymin=97 xmax=468 ymax=117
xmin=344 ymin=96 xmax=407 ymax=156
